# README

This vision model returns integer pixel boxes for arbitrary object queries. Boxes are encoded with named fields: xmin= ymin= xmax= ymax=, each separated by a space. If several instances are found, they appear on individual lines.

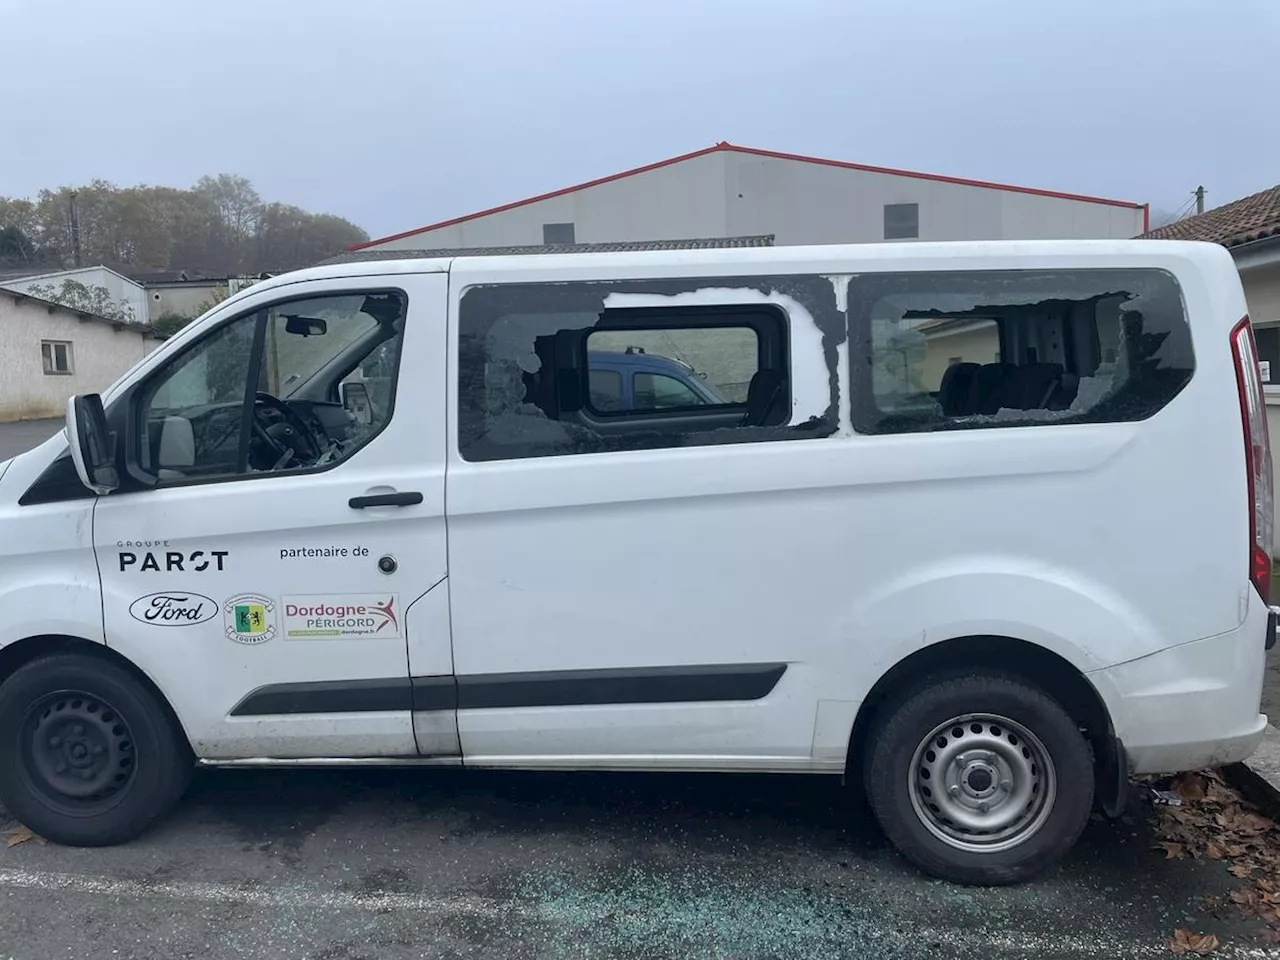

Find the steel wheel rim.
xmin=908 ymin=712 xmax=1056 ymax=853
xmin=19 ymin=690 xmax=137 ymax=816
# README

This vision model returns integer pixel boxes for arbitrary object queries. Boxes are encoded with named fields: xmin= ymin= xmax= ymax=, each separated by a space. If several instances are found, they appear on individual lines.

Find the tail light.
xmin=1231 ymin=317 xmax=1273 ymax=604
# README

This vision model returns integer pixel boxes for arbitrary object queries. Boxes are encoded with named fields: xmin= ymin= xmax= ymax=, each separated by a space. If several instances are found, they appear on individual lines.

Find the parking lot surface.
xmin=0 ymin=421 xmax=1277 ymax=957
xmin=0 ymin=419 xmax=61 ymax=461
xmin=0 ymin=767 xmax=1273 ymax=959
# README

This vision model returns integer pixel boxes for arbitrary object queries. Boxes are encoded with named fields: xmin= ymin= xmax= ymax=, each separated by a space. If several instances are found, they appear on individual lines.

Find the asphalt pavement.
xmin=0 ymin=768 xmax=1273 ymax=959
xmin=0 ymin=419 xmax=1277 ymax=957
xmin=0 ymin=418 xmax=62 ymax=460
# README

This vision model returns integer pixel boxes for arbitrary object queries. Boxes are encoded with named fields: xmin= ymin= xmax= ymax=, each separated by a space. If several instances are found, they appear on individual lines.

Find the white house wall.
xmin=149 ymin=283 xmax=228 ymax=320
xmin=0 ymin=297 xmax=157 ymax=421
xmin=1244 ymin=264 xmax=1280 ymax=324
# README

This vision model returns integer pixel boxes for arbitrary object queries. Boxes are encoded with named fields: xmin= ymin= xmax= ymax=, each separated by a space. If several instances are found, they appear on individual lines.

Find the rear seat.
xmin=973 ymin=362 xmax=1015 ymax=414
xmin=938 ymin=362 xmax=980 ymax=415
xmin=938 ymin=361 xmax=1074 ymax=416
xmin=996 ymin=363 xmax=1064 ymax=411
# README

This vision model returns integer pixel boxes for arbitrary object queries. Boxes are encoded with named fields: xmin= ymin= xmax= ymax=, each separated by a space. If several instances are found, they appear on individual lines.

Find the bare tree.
xmin=0 ymin=175 xmax=366 ymax=275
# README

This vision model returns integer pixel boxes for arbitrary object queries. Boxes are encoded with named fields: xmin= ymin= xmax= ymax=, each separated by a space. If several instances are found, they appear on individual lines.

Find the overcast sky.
xmin=2 ymin=0 xmax=1273 ymax=239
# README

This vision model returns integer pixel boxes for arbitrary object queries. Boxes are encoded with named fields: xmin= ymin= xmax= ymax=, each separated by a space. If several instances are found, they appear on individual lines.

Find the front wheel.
xmin=864 ymin=672 xmax=1093 ymax=885
xmin=0 ymin=653 xmax=192 ymax=846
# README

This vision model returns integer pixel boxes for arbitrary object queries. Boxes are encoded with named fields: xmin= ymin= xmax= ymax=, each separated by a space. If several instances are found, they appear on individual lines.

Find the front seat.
xmin=741 ymin=369 xmax=788 ymax=426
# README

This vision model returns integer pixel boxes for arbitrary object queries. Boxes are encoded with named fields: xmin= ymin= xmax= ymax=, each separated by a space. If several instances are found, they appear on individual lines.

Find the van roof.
xmin=229 ymin=239 xmax=1235 ymax=313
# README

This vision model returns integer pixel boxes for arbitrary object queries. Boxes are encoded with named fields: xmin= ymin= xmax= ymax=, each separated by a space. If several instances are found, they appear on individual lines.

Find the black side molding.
xmin=229 ymin=663 xmax=787 ymax=717
xmin=230 ymin=677 xmax=410 ymax=716
xmin=412 ymin=675 xmax=458 ymax=711
xmin=456 ymin=662 xmax=786 ymax=710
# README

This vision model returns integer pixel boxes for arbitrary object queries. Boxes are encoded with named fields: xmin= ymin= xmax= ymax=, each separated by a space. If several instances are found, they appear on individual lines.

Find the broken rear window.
xmin=847 ymin=269 xmax=1192 ymax=434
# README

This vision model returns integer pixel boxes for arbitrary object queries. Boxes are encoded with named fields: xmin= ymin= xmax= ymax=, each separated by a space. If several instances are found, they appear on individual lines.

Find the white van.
xmin=0 ymin=241 xmax=1270 ymax=884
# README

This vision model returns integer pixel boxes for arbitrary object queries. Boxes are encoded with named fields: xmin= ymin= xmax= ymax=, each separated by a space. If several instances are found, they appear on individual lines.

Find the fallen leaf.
xmin=4 ymin=826 xmax=45 ymax=847
xmin=1189 ymin=932 xmax=1220 ymax=956
xmin=1230 ymin=888 xmax=1257 ymax=907
xmin=1205 ymin=842 xmax=1228 ymax=860
xmin=1222 ymin=810 xmax=1276 ymax=837
xmin=1158 ymin=841 xmax=1187 ymax=860
xmin=1168 ymin=928 xmax=1220 ymax=956
xmin=1228 ymin=862 xmax=1255 ymax=878
xmin=1174 ymin=773 xmax=1208 ymax=801
xmin=1206 ymin=781 xmax=1235 ymax=804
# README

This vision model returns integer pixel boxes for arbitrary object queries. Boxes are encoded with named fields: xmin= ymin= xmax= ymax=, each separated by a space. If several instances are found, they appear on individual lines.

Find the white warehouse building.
xmin=352 ymin=142 xmax=1148 ymax=254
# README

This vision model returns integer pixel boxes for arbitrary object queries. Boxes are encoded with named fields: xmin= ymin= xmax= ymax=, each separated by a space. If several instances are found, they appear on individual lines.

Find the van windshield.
xmin=261 ymin=301 xmax=382 ymax=399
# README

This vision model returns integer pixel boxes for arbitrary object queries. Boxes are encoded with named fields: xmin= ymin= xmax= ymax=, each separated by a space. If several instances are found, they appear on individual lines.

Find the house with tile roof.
xmin=351 ymin=142 xmax=1146 ymax=255
xmin=1144 ymin=183 xmax=1280 ymax=554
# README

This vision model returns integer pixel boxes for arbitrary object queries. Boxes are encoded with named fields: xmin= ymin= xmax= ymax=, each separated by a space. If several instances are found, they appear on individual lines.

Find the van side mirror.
xmin=340 ymin=381 xmax=372 ymax=425
xmin=65 ymin=394 xmax=119 ymax=494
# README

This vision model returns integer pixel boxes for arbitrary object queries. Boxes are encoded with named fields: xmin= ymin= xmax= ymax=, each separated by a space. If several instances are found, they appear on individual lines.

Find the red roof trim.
xmin=350 ymin=142 xmax=1145 ymax=251
xmin=349 ymin=144 xmax=725 ymax=251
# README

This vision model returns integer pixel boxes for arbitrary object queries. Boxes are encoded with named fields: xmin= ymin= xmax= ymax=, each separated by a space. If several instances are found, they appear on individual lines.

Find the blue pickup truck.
xmin=587 ymin=350 xmax=724 ymax=413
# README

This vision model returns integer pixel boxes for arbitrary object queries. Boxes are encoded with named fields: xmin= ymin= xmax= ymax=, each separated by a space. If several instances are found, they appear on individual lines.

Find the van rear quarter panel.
xmin=445 ymin=242 xmax=1250 ymax=765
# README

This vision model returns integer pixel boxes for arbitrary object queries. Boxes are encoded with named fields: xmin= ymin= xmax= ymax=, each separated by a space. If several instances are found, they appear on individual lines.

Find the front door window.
xmin=137 ymin=291 xmax=406 ymax=483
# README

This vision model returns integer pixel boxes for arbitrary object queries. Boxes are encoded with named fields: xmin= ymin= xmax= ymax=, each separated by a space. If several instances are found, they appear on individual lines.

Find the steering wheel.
xmin=250 ymin=392 xmax=322 ymax=468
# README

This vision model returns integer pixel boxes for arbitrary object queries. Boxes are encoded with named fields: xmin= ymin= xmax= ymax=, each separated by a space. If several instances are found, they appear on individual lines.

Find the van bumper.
xmin=1089 ymin=594 xmax=1269 ymax=775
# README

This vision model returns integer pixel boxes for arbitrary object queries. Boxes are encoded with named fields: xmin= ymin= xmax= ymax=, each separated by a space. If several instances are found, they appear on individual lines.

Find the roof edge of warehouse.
xmin=322 ymin=235 xmax=776 ymax=266
xmin=350 ymin=141 xmax=1148 ymax=252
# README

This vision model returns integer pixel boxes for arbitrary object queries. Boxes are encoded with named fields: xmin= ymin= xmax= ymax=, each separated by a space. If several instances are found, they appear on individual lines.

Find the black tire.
xmin=0 ymin=652 xmax=193 ymax=846
xmin=863 ymin=671 xmax=1093 ymax=885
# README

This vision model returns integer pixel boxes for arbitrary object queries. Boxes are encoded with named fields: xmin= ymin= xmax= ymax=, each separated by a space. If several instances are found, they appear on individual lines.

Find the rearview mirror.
xmin=285 ymin=315 xmax=327 ymax=337
xmin=65 ymin=394 xmax=119 ymax=494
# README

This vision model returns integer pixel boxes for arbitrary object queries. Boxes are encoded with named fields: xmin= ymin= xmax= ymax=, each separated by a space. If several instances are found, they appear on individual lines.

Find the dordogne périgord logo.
xmin=281 ymin=595 xmax=400 ymax=639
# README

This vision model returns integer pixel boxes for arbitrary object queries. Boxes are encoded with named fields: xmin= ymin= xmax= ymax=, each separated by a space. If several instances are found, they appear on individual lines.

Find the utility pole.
xmin=1195 ymin=186 xmax=1206 ymax=216
xmin=68 ymin=191 xmax=82 ymax=267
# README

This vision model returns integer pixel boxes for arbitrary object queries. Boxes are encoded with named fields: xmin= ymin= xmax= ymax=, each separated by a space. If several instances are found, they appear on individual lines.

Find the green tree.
xmin=0 ymin=225 xmax=40 ymax=265
xmin=0 ymin=198 xmax=38 ymax=238
xmin=151 ymin=313 xmax=195 ymax=337
xmin=25 ymin=278 xmax=137 ymax=323
xmin=254 ymin=203 xmax=368 ymax=271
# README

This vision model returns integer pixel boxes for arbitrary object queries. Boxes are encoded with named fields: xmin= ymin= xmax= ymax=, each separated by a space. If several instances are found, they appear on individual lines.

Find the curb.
xmin=1222 ymin=723 xmax=1280 ymax=821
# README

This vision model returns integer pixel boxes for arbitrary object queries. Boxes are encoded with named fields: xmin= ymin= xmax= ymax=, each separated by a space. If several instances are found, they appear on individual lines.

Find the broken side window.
xmin=847 ymin=269 xmax=1193 ymax=434
xmin=456 ymin=276 xmax=842 ymax=461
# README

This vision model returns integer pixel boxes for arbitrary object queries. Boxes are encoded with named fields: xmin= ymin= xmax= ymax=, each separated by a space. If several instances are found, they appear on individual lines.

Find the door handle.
xmin=349 ymin=491 xmax=424 ymax=509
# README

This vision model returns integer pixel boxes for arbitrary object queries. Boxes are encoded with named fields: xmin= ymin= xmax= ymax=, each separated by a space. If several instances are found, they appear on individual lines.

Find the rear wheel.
xmin=0 ymin=653 xmax=192 ymax=846
xmin=864 ymin=672 xmax=1093 ymax=885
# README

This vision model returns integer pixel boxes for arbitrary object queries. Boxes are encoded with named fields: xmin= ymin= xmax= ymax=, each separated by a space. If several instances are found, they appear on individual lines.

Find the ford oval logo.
xmin=128 ymin=592 xmax=217 ymax=627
